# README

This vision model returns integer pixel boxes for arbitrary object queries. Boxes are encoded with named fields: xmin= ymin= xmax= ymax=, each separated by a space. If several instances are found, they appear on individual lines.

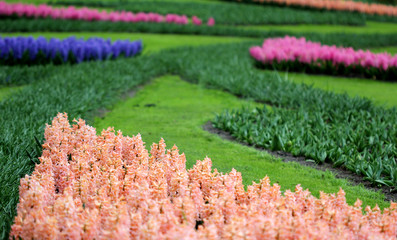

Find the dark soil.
xmin=203 ymin=121 xmax=397 ymax=202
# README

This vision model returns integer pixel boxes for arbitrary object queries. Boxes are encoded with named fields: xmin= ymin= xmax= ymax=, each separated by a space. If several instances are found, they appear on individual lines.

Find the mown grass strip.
xmin=371 ymin=46 xmax=397 ymax=55
xmin=240 ymin=21 xmax=397 ymax=34
xmin=275 ymin=70 xmax=397 ymax=108
xmin=94 ymin=75 xmax=387 ymax=209
xmin=3 ymin=18 xmax=397 ymax=49
xmin=0 ymin=86 xmax=22 ymax=101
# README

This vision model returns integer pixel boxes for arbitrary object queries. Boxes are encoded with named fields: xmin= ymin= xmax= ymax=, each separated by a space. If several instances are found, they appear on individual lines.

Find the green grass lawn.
xmin=0 ymin=86 xmax=23 ymax=101
xmin=95 ymin=75 xmax=389 ymax=208
xmin=264 ymin=70 xmax=397 ymax=108
xmin=241 ymin=21 xmax=397 ymax=34
xmin=370 ymin=46 xmax=397 ymax=55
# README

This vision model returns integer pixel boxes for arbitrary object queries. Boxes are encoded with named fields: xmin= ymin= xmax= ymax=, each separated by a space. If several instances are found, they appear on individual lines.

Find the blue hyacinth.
xmin=0 ymin=36 xmax=143 ymax=65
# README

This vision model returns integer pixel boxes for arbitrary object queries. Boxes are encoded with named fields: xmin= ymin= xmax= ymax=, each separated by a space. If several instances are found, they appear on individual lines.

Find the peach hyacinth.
xmin=242 ymin=0 xmax=397 ymax=17
xmin=10 ymin=113 xmax=397 ymax=239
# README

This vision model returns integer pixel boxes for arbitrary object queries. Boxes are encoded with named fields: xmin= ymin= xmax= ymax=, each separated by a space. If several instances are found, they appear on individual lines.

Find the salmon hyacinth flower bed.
xmin=0 ymin=36 xmax=142 ymax=65
xmin=10 ymin=113 xmax=397 ymax=239
xmin=236 ymin=0 xmax=397 ymax=17
xmin=0 ymin=1 xmax=210 ymax=26
xmin=250 ymin=36 xmax=397 ymax=81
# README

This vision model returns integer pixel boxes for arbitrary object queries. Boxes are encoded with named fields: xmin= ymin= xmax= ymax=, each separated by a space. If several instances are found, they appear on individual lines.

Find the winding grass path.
xmin=94 ymin=75 xmax=389 ymax=208
xmin=0 ymin=86 xmax=22 ymax=101
xmin=371 ymin=46 xmax=397 ymax=55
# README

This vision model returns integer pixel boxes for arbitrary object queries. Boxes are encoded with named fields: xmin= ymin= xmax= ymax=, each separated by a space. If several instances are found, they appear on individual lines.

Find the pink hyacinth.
xmin=0 ymin=1 xmax=210 ymax=26
xmin=165 ymin=14 xmax=189 ymax=24
xmin=192 ymin=16 xmax=202 ymax=26
xmin=249 ymin=46 xmax=266 ymax=62
xmin=250 ymin=36 xmax=397 ymax=72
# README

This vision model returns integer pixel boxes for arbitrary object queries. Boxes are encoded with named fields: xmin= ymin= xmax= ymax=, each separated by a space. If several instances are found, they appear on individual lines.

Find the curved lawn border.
xmin=203 ymin=121 xmax=397 ymax=202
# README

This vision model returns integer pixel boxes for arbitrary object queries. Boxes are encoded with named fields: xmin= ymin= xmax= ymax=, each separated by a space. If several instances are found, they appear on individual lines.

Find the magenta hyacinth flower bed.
xmin=0 ymin=36 xmax=142 ymax=65
xmin=0 ymin=1 xmax=212 ymax=26
xmin=250 ymin=36 xmax=397 ymax=81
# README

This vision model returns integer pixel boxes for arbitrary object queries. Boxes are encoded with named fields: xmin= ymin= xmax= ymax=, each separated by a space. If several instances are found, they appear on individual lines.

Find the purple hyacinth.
xmin=0 ymin=38 xmax=10 ymax=59
xmin=0 ymin=36 xmax=143 ymax=65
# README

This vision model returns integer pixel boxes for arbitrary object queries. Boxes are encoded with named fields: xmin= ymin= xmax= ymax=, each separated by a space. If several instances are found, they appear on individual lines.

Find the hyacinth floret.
xmin=10 ymin=113 xmax=397 ymax=239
